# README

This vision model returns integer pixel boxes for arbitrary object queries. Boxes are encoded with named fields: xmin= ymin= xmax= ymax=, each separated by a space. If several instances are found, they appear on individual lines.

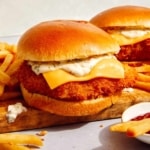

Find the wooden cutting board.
xmin=0 ymin=89 xmax=150 ymax=133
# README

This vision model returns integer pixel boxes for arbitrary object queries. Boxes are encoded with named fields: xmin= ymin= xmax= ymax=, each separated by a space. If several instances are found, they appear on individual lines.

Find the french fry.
xmin=0 ymin=133 xmax=43 ymax=146
xmin=0 ymin=50 xmax=10 ymax=59
xmin=0 ymin=42 xmax=6 ymax=49
xmin=110 ymin=121 xmax=138 ymax=132
xmin=134 ymin=80 xmax=150 ymax=92
xmin=0 ymin=70 xmax=10 ymax=85
xmin=0 ymin=53 xmax=13 ymax=72
xmin=6 ymin=44 xmax=17 ymax=54
xmin=0 ymin=143 xmax=30 ymax=150
xmin=110 ymin=118 xmax=150 ymax=137
xmin=6 ymin=58 xmax=23 ymax=76
xmin=127 ymin=118 xmax=150 ymax=137
xmin=135 ymin=65 xmax=150 ymax=73
xmin=137 ymin=73 xmax=150 ymax=82
xmin=0 ymin=84 xmax=5 ymax=96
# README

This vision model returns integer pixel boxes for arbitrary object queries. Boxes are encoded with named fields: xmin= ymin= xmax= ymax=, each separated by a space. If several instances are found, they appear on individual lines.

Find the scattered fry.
xmin=0 ymin=133 xmax=43 ymax=146
xmin=0 ymin=132 xmax=45 ymax=150
xmin=110 ymin=121 xmax=138 ymax=132
xmin=0 ymin=143 xmax=31 ymax=150
xmin=127 ymin=118 xmax=150 ymax=137
xmin=110 ymin=118 xmax=150 ymax=137
xmin=37 ymin=130 xmax=48 ymax=136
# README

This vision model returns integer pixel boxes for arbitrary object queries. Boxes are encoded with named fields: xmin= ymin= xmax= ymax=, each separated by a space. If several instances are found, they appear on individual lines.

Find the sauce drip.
xmin=131 ymin=112 xmax=150 ymax=134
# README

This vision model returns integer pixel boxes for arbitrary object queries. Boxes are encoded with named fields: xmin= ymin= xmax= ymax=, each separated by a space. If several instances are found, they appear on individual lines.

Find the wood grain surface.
xmin=0 ymin=89 xmax=150 ymax=133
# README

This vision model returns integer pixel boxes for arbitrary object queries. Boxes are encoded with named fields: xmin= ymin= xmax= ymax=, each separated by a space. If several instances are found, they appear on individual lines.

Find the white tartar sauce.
xmin=28 ymin=55 xmax=116 ymax=76
xmin=6 ymin=102 xmax=27 ymax=123
xmin=122 ymin=88 xmax=134 ymax=92
xmin=121 ymin=30 xmax=150 ymax=38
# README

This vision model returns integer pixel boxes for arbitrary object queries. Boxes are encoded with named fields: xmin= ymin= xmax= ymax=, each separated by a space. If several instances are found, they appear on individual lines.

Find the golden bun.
xmin=21 ymin=84 xmax=150 ymax=116
xmin=17 ymin=20 xmax=120 ymax=61
xmin=20 ymin=84 xmax=119 ymax=116
xmin=90 ymin=5 xmax=150 ymax=28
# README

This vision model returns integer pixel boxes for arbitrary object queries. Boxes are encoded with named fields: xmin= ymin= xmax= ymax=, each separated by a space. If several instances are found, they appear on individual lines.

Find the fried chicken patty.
xmin=16 ymin=62 xmax=136 ymax=101
xmin=115 ymin=39 xmax=150 ymax=61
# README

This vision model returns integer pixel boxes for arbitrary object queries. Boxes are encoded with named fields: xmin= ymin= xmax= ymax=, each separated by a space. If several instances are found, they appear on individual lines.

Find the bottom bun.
xmin=1 ymin=86 xmax=150 ymax=133
xmin=20 ymin=84 xmax=119 ymax=116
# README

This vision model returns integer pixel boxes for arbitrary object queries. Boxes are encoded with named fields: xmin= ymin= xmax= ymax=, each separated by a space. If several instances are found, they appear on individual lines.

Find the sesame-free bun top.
xmin=90 ymin=5 xmax=150 ymax=28
xmin=17 ymin=20 xmax=120 ymax=61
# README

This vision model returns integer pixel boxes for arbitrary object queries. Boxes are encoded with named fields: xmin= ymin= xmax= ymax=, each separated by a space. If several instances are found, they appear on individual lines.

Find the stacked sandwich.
xmin=90 ymin=5 xmax=150 ymax=100
xmin=16 ymin=20 xmax=135 ymax=117
xmin=0 ymin=5 xmax=150 ymax=134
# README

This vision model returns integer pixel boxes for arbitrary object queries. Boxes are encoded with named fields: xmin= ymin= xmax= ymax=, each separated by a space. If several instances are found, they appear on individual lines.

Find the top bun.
xmin=90 ymin=5 xmax=150 ymax=28
xmin=17 ymin=20 xmax=120 ymax=61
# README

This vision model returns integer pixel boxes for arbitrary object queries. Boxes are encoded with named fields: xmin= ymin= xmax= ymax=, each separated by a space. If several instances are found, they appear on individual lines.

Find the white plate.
xmin=122 ymin=102 xmax=150 ymax=145
xmin=0 ymin=36 xmax=149 ymax=150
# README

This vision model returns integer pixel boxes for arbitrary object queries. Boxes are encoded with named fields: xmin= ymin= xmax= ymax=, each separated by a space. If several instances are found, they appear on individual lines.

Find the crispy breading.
xmin=116 ymin=39 xmax=150 ymax=61
xmin=16 ymin=62 xmax=136 ymax=101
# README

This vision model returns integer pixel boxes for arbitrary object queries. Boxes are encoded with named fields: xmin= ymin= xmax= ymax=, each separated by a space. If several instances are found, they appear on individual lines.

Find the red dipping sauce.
xmin=131 ymin=112 xmax=150 ymax=134
xmin=131 ymin=112 xmax=150 ymax=121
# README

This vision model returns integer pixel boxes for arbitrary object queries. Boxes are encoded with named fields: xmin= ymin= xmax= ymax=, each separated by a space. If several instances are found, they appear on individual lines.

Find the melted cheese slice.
xmin=110 ymin=31 xmax=150 ymax=46
xmin=43 ymin=57 xmax=124 ymax=89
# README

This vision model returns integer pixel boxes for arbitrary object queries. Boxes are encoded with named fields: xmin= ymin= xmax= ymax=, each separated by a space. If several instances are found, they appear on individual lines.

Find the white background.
xmin=0 ymin=0 xmax=150 ymax=36
xmin=0 ymin=2 xmax=150 ymax=149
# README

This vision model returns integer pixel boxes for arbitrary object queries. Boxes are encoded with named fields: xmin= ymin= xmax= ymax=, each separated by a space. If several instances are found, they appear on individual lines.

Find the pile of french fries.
xmin=135 ymin=62 xmax=150 ymax=91
xmin=110 ymin=118 xmax=150 ymax=137
xmin=0 ymin=132 xmax=46 ymax=150
xmin=126 ymin=61 xmax=150 ymax=92
xmin=0 ymin=42 xmax=23 ymax=100
xmin=0 ymin=42 xmax=47 ymax=149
